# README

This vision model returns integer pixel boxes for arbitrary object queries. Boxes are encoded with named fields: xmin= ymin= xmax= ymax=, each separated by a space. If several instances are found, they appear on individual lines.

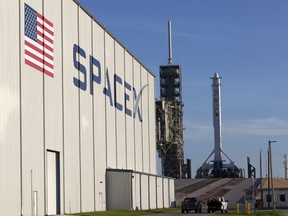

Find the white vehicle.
xmin=219 ymin=197 xmax=228 ymax=213
xmin=207 ymin=196 xmax=228 ymax=213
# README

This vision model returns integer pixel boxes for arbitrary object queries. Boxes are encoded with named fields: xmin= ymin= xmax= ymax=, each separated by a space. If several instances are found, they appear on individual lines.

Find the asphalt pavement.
xmin=145 ymin=208 xmax=288 ymax=216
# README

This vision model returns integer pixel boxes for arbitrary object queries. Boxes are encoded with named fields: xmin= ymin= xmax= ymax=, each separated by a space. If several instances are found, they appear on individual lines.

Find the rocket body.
xmin=212 ymin=73 xmax=222 ymax=165
xmin=195 ymin=73 xmax=240 ymax=178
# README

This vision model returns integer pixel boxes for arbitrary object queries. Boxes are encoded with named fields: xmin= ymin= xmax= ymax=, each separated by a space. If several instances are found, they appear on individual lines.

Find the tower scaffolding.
xmin=156 ymin=21 xmax=185 ymax=179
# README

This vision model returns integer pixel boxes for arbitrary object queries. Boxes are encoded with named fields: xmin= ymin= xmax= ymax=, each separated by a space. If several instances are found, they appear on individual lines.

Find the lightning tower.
xmin=156 ymin=21 xmax=186 ymax=178
xmin=196 ymin=73 xmax=241 ymax=178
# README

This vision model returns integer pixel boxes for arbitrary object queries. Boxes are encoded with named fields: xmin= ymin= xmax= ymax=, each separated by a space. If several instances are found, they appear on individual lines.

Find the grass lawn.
xmin=73 ymin=208 xmax=180 ymax=216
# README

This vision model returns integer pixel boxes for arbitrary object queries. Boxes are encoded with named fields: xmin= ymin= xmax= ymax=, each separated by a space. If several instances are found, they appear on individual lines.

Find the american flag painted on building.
xmin=24 ymin=4 xmax=54 ymax=77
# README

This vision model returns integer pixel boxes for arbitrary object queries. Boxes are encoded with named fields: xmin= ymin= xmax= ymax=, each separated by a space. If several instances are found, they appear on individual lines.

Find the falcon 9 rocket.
xmin=196 ymin=73 xmax=241 ymax=178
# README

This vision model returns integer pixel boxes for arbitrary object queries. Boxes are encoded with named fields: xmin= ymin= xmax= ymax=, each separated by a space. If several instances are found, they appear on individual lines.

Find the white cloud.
xmin=184 ymin=117 xmax=288 ymax=142
xmin=223 ymin=117 xmax=288 ymax=136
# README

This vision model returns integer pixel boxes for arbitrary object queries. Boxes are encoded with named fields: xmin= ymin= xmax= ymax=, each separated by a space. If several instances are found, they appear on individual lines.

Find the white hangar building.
xmin=0 ymin=0 xmax=175 ymax=215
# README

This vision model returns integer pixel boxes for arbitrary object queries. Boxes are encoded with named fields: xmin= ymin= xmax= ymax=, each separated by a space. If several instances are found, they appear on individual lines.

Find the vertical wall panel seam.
xmin=42 ymin=1 xmax=47 ymax=214
xmin=124 ymin=52 xmax=127 ymax=169
xmin=140 ymin=67 xmax=143 ymax=172
xmin=147 ymin=73 xmax=151 ymax=174
xmin=139 ymin=174 xmax=142 ymax=210
xmin=19 ymin=0 xmax=23 ymax=214
xmin=162 ymin=178 xmax=164 ymax=208
xmin=155 ymin=177 xmax=157 ymax=208
xmin=132 ymin=61 xmax=136 ymax=171
xmin=102 ymin=25 xmax=108 ymax=207
xmin=168 ymin=180 xmax=170 ymax=206
xmin=91 ymin=18 xmax=96 ymax=212
xmin=114 ymin=40 xmax=118 ymax=168
xmin=61 ymin=0 xmax=65 ymax=213
xmin=104 ymin=31 xmax=108 ymax=168
xmin=153 ymin=76 xmax=157 ymax=175
xmin=143 ymin=69 xmax=145 ymax=172
xmin=77 ymin=5 xmax=82 ymax=212
xmin=130 ymin=173 xmax=133 ymax=209
xmin=148 ymin=176 xmax=150 ymax=209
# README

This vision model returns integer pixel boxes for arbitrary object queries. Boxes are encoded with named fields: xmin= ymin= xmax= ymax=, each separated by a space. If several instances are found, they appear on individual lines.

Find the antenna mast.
xmin=168 ymin=20 xmax=173 ymax=65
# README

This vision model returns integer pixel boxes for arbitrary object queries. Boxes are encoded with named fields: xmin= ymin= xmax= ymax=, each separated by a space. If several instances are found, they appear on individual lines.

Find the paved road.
xmin=280 ymin=209 xmax=288 ymax=216
xmin=146 ymin=211 xmax=211 ymax=216
xmin=146 ymin=208 xmax=288 ymax=216
xmin=146 ymin=206 xmax=215 ymax=216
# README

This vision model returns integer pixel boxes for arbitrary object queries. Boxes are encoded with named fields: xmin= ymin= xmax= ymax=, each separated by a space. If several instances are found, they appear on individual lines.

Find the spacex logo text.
xmin=73 ymin=44 xmax=148 ymax=122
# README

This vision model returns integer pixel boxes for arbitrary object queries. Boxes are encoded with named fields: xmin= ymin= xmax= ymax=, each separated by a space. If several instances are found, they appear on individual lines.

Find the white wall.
xmin=0 ymin=1 xmax=21 ymax=215
xmin=157 ymin=178 xmax=164 ymax=208
xmin=63 ymin=0 xmax=81 ymax=213
xmin=134 ymin=61 xmax=143 ymax=172
xmin=115 ymin=43 xmax=126 ymax=169
xmin=169 ymin=179 xmax=175 ymax=206
xmin=79 ymin=8 xmax=95 ymax=212
xmin=141 ymin=67 xmax=150 ymax=173
xmin=21 ymin=0 xmax=45 ymax=215
xmin=263 ymin=190 xmax=288 ymax=208
xmin=141 ymin=175 xmax=149 ymax=210
xmin=132 ymin=173 xmax=141 ymax=210
xmin=43 ymin=0 xmax=64 ymax=213
xmin=125 ymin=51 xmax=135 ymax=170
xmin=92 ymin=17 xmax=107 ymax=213
xmin=1 ymin=0 xmax=172 ymax=215
xmin=149 ymin=176 xmax=157 ymax=209
xmin=163 ymin=178 xmax=170 ymax=208
xmin=148 ymin=74 xmax=157 ymax=174
xmin=105 ymin=33 xmax=117 ymax=169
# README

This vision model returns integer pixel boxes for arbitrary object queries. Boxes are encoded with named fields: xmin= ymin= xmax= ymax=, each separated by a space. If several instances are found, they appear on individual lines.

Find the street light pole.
xmin=267 ymin=147 xmax=270 ymax=208
xmin=260 ymin=150 xmax=263 ymax=208
xmin=268 ymin=140 xmax=277 ymax=212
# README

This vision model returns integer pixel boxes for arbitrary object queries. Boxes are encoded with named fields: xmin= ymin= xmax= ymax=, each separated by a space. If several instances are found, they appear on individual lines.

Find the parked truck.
xmin=181 ymin=197 xmax=202 ymax=213
xmin=207 ymin=196 xmax=228 ymax=213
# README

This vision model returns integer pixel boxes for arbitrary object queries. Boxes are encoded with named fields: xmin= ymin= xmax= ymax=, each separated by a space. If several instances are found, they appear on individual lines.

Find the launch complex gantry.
xmin=156 ymin=21 xmax=190 ymax=179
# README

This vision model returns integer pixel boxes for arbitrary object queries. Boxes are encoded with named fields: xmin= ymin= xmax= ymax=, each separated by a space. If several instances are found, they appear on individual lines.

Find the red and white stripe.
xmin=25 ymin=13 xmax=54 ymax=77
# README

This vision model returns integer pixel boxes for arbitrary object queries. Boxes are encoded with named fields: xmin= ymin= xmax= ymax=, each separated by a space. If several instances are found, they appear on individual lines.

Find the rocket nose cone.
xmin=214 ymin=73 xmax=219 ymax=78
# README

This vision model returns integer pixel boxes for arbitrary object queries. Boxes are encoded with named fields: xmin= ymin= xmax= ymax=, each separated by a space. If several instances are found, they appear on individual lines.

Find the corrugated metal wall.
xmin=149 ymin=176 xmax=157 ymax=209
xmin=0 ymin=0 xmax=174 ymax=215
xmin=106 ymin=171 xmax=132 ymax=210
xmin=141 ymin=174 xmax=149 ymax=210
xmin=0 ymin=1 xmax=21 ymax=216
xmin=163 ymin=178 xmax=170 ymax=208
xmin=92 ymin=17 xmax=107 ymax=213
xmin=169 ymin=179 xmax=175 ymax=206
xmin=132 ymin=173 xmax=141 ymax=210
xmin=63 ymin=0 xmax=81 ymax=213
xmin=157 ymin=178 xmax=164 ymax=208
xmin=106 ymin=170 xmax=174 ymax=211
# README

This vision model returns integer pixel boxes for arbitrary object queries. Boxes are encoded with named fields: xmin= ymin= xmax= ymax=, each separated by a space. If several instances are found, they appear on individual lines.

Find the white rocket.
xmin=199 ymin=73 xmax=236 ymax=173
xmin=212 ymin=73 xmax=223 ymax=164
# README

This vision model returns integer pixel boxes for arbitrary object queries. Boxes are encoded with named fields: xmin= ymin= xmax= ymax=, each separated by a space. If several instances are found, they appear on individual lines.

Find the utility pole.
xmin=269 ymin=140 xmax=277 ymax=212
xmin=284 ymin=154 xmax=288 ymax=180
xmin=267 ymin=147 xmax=270 ymax=208
xmin=260 ymin=150 xmax=263 ymax=207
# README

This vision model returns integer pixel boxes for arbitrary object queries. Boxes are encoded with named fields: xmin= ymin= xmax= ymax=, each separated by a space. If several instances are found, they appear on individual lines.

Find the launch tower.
xmin=196 ymin=73 xmax=242 ymax=178
xmin=156 ymin=21 xmax=185 ymax=178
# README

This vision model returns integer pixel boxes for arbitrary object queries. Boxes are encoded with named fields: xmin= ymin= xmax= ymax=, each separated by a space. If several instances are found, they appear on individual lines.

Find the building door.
xmin=47 ymin=151 xmax=60 ymax=215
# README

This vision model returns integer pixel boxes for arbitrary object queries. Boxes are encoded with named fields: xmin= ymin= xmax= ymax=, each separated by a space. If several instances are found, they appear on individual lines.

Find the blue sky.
xmin=79 ymin=0 xmax=288 ymax=178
